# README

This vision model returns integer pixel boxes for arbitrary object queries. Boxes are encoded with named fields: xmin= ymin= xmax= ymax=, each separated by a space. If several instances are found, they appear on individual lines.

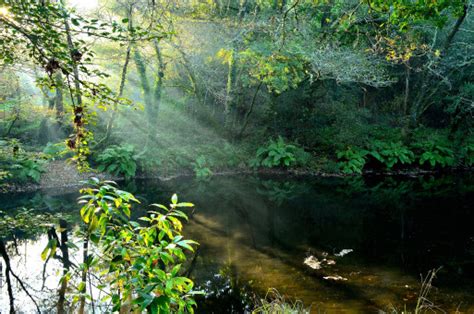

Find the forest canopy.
xmin=0 ymin=0 xmax=473 ymax=182
xmin=1 ymin=0 xmax=474 ymax=313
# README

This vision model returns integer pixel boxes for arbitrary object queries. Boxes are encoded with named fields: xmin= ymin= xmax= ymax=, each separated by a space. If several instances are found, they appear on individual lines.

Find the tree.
xmin=0 ymin=0 xmax=159 ymax=168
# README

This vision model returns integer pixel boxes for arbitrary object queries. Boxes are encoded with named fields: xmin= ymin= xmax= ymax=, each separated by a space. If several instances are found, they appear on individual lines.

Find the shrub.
xmin=368 ymin=141 xmax=415 ymax=169
xmin=250 ymin=136 xmax=309 ymax=168
xmin=336 ymin=147 xmax=368 ymax=174
xmin=414 ymin=141 xmax=455 ymax=168
xmin=0 ymin=139 xmax=46 ymax=183
xmin=44 ymin=179 xmax=201 ymax=312
xmin=459 ymin=142 xmax=474 ymax=167
xmin=96 ymin=144 xmax=137 ymax=179
xmin=11 ymin=158 xmax=45 ymax=183
xmin=192 ymin=155 xmax=213 ymax=179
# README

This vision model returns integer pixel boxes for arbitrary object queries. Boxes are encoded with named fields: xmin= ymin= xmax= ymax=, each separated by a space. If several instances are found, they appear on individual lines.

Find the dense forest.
xmin=0 ymin=0 xmax=472 ymax=184
xmin=0 ymin=0 xmax=473 ymax=313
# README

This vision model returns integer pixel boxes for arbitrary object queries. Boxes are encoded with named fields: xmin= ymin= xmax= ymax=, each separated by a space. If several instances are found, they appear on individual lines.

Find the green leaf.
xmin=176 ymin=202 xmax=193 ymax=208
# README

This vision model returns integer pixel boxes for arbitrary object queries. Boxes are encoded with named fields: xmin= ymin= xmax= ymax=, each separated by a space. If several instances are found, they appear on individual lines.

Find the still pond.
xmin=1 ymin=174 xmax=474 ymax=312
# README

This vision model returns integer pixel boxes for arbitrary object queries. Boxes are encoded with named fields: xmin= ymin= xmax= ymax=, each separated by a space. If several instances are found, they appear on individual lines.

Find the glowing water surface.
xmin=1 ymin=174 xmax=474 ymax=312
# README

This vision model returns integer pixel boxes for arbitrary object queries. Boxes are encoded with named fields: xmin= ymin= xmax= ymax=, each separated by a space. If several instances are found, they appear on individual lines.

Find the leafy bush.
xmin=336 ymin=147 xmax=368 ymax=174
xmin=96 ymin=144 xmax=137 ymax=179
xmin=0 ymin=139 xmax=45 ymax=183
xmin=460 ymin=143 xmax=474 ymax=167
xmin=336 ymin=137 xmax=461 ymax=173
xmin=11 ymin=158 xmax=45 ymax=183
xmin=250 ymin=136 xmax=309 ymax=168
xmin=414 ymin=141 xmax=455 ymax=168
xmin=368 ymin=141 xmax=415 ymax=169
xmin=192 ymin=155 xmax=213 ymax=179
xmin=51 ymin=179 xmax=201 ymax=312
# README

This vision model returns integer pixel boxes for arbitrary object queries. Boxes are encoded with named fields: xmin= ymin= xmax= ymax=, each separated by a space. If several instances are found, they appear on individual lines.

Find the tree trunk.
xmin=55 ymin=71 xmax=64 ymax=122
xmin=403 ymin=63 xmax=410 ymax=117
xmin=95 ymin=5 xmax=133 ymax=148
xmin=223 ymin=50 xmax=234 ymax=126
xmin=444 ymin=3 xmax=469 ymax=53
xmin=238 ymin=81 xmax=262 ymax=138
xmin=152 ymin=38 xmax=165 ymax=113
xmin=134 ymin=49 xmax=155 ymax=125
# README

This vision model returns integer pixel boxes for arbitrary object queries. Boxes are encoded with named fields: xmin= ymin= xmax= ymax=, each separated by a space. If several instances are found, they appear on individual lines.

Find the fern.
xmin=251 ymin=136 xmax=309 ymax=168
xmin=10 ymin=158 xmax=45 ymax=183
xmin=96 ymin=145 xmax=137 ymax=179
xmin=192 ymin=155 xmax=213 ymax=179
xmin=415 ymin=142 xmax=455 ymax=168
xmin=368 ymin=141 xmax=415 ymax=169
xmin=336 ymin=147 xmax=368 ymax=174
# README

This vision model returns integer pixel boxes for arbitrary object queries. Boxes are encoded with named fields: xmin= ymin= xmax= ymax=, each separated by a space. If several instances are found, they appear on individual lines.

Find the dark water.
xmin=1 ymin=174 xmax=474 ymax=312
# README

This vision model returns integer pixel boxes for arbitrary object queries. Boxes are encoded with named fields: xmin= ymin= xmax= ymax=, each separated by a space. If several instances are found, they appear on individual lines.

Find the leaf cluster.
xmin=250 ymin=136 xmax=309 ymax=168
xmin=75 ymin=179 xmax=201 ymax=312
xmin=96 ymin=144 xmax=137 ymax=180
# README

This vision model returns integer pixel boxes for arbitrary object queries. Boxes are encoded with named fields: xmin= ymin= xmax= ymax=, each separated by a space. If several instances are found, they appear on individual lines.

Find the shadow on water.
xmin=1 ymin=173 xmax=474 ymax=312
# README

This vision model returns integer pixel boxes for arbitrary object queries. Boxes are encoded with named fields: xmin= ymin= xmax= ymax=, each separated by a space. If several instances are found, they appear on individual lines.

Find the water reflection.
xmin=1 ymin=174 xmax=473 ymax=312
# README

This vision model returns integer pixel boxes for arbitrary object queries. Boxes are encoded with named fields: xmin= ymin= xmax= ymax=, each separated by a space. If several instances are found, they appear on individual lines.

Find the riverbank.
xmin=2 ymin=159 xmax=471 ymax=194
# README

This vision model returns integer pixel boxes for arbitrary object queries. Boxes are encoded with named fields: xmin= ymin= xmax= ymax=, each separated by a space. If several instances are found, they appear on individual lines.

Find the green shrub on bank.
xmin=336 ymin=146 xmax=368 ymax=174
xmin=368 ymin=141 xmax=415 ymax=169
xmin=96 ymin=144 xmax=137 ymax=179
xmin=417 ymin=142 xmax=455 ymax=168
xmin=250 ymin=136 xmax=310 ymax=168
xmin=192 ymin=155 xmax=213 ymax=179
xmin=409 ymin=129 xmax=456 ymax=168
xmin=336 ymin=131 xmax=472 ymax=174
xmin=10 ymin=158 xmax=45 ymax=183
xmin=0 ymin=139 xmax=46 ymax=184
xmin=460 ymin=143 xmax=474 ymax=167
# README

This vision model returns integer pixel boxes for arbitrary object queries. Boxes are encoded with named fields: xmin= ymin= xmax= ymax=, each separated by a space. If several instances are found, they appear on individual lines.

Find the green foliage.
xmin=0 ymin=0 xmax=163 ymax=169
xmin=251 ymin=137 xmax=309 ymax=168
xmin=192 ymin=155 xmax=213 ymax=179
xmin=240 ymin=46 xmax=306 ymax=94
xmin=75 ymin=179 xmax=201 ymax=312
xmin=136 ymin=149 xmax=162 ymax=172
xmin=42 ymin=142 xmax=68 ymax=159
xmin=460 ymin=143 xmax=474 ymax=167
xmin=368 ymin=141 xmax=415 ymax=169
xmin=416 ymin=142 xmax=455 ymax=168
xmin=336 ymin=147 xmax=368 ymax=174
xmin=11 ymin=158 xmax=45 ymax=183
xmin=0 ymin=139 xmax=45 ymax=184
xmin=446 ymin=83 xmax=474 ymax=132
xmin=368 ymin=0 xmax=467 ymax=30
xmin=96 ymin=145 xmax=137 ymax=179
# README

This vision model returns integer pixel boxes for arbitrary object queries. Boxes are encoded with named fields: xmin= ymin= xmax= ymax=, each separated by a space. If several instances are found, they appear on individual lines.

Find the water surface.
xmin=1 ymin=174 xmax=474 ymax=312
